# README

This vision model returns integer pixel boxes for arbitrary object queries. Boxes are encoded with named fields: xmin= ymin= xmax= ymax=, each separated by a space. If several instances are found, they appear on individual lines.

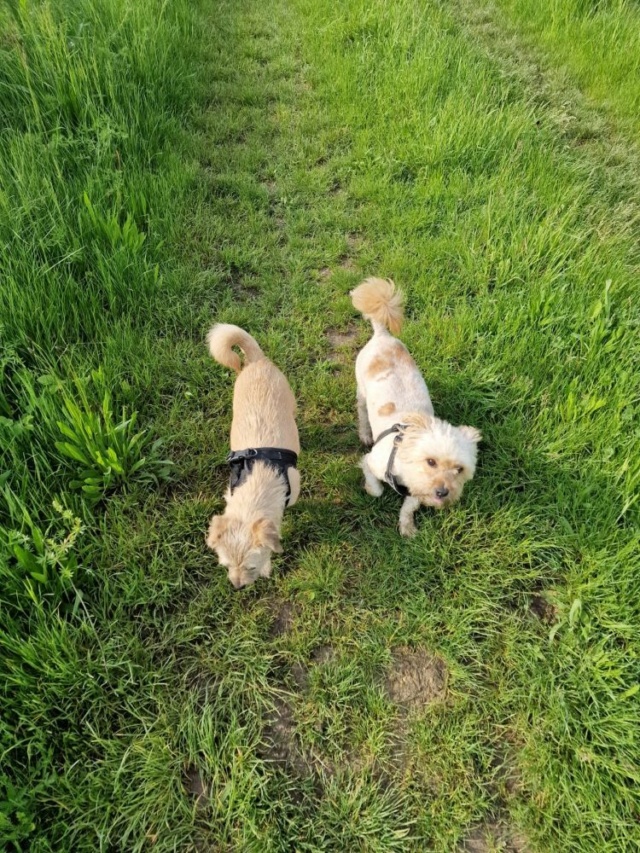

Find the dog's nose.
xmin=435 ymin=486 xmax=449 ymax=499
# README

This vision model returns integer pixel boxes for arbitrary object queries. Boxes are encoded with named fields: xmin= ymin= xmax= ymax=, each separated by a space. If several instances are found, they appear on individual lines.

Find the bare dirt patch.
xmin=326 ymin=326 xmax=359 ymax=363
xmin=385 ymin=647 xmax=448 ymax=711
xmin=221 ymin=263 xmax=260 ymax=301
xmin=183 ymin=765 xmax=208 ymax=810
xmin=260 ymin=697 xmax=310 ymax=777
xmin=310 ymin=644 xmax=335 ymax=664
xmin=460 ymin=821 xmax=529 ymax=852
xmin=290 ymin=661 xmax=308 ymax=689
xmin=530 ymin=593 xmax=557 ymax=625
xmin=290 ymin=643 xmax=336 ymax=689
xmin=319 ymin=266 xmax=332 ymax=279
xmin=337 ymin=234 xmax=362 ymax=271
xmin=326 ymin=329 xmax=358 ymax=348
xmin=269 ymin=600 xmax=300 ymax=637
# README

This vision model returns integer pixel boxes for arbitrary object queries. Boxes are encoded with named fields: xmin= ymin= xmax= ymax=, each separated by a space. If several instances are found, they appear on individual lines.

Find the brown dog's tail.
xmin=206 ymin=323 xmax=265 ymax=373
xmin=350 ymin=277 xmax=404 ymax=336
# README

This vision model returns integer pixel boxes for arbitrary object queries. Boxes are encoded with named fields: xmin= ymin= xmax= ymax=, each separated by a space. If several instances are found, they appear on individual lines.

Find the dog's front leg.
xmin=399 ymin=495 xmax=421 ymax=538
xmin=360 ymin=454 xmax=384 ymax=496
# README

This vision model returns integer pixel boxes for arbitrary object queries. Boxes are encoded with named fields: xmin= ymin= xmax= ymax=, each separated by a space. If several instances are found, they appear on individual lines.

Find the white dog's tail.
xmin=350 ymin=277 xmax=404 ymax=335
xmin=206 ymin=323 xmax=265 ymax=373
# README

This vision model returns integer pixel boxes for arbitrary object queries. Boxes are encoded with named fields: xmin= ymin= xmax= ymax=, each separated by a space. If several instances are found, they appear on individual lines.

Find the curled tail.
xmin=206 ymin=323 xmax=265 ymax=373
xmin=350 ymin=277 xmax=404 ymax=335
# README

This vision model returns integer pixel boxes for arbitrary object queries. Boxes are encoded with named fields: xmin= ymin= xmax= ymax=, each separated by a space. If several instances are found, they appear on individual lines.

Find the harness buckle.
xmin=226 ymin=448 xmax=258 ymax=463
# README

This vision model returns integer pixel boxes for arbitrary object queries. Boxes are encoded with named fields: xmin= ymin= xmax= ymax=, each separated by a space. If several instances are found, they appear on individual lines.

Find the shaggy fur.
xmin=351 ymin=278 xmax=481 ymax=537
xmin=205 ymin=324 xmax=300 ymax=588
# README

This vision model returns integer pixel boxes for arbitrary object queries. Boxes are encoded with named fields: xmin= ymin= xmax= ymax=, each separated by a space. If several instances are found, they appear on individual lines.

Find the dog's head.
xmin=205 ymin=515 xmax=282 ymax=589
xmin=398 ymin=413 xmax=481 ymax=508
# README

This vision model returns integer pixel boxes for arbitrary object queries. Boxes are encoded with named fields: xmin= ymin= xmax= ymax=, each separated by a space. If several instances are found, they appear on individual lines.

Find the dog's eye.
xmin=426 ymin=458 xmax=437 ymax=467
xmin=456 ymin=466 xmax=464 ymax=474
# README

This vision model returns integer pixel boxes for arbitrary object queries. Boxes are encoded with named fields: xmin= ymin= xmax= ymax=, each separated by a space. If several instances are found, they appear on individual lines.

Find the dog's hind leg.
xmin=360 ymin=454 xmax=384 ymax=497
xmin=357 ymin=388 xmax=373 ymax=445
xmin=399 ymin=495 xmax=420 ymax=538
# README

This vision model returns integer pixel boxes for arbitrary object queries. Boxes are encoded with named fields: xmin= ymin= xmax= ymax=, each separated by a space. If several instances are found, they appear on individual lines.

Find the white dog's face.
xmin=399 ymin=415 xmax=481 ymax=508
xmin=206 ymin=516 xmax=282 ymax=589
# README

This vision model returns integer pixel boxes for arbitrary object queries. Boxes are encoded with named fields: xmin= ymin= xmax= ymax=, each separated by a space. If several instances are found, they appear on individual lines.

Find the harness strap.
xmin=227 ymin=447 xmax=298 ymax=507
xmin=373 ymin=423 xmax=409 ymax=498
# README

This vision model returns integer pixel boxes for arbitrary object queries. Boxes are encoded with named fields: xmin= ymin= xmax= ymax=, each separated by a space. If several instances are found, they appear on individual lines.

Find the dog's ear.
xmin=206 ymin=515 xmax=228 ymax=549
xmin=252 ymin=518 xmax=283 ymax=553
xmin=459 ymin=425 xmax=482 ymax=443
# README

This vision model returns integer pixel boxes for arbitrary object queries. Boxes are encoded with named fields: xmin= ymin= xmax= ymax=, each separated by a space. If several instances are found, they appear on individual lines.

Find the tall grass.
xmin=493 ymin=0 xmax=640 ymax=136
xmin=0 ymin=0 xmax=199 ymax=847
xmin=0 ymin=0 xmax=194 ymax=580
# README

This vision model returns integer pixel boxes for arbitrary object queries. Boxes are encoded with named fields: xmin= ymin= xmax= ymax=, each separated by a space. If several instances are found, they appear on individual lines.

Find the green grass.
xmin=1 ymin=0 xmax=639 ymax=850
xmin=492 ymin=0 xmax=640 ymax=138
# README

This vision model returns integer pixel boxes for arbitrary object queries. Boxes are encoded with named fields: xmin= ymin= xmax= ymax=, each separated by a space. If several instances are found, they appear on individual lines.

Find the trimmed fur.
xmin=205 ymin=324 xmax=300 ymax=588
xmin=351 ymin=278 xmax=481 ymax=537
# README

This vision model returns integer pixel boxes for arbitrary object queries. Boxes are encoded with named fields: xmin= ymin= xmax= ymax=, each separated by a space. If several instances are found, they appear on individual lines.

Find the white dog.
xmin=205 ymin=324 xmax=300 ymax=589
xmin=351 ymin=278 xmax=481 ymax=537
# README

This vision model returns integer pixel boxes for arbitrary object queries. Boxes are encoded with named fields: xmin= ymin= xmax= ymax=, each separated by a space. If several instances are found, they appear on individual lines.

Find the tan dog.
xmin=351 ymin=278 xmax=481 ymax=537
xmin=205 ymin=324 xmax=300 ymax=588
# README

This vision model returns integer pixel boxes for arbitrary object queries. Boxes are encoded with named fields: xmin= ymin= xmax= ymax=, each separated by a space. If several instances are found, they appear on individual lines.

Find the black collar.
xmin=227 ymin=447 xmax=298 ymax=507
xmin=374 ymin=424 xmax=409 ymax=498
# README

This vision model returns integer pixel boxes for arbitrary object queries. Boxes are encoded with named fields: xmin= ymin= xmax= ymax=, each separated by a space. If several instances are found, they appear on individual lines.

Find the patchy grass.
xmin=1 ymin=0 xmax=639 ymax=850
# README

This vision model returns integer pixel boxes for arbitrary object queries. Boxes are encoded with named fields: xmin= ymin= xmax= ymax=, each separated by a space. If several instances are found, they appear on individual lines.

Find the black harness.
xmin=374 ymin=423 xmax=409 ymax=498
xmin=226 ymin=447 xmax=298 ymax=507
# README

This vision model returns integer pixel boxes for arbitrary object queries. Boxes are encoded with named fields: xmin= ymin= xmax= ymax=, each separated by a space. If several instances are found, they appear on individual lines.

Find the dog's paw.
xmin=399 ymin=520 xmax=417 ymax=538
xmin=364 ymin=478 xmax=384 ymax=497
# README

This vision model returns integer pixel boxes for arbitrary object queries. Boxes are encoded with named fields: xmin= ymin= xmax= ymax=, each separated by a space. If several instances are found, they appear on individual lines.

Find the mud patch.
xmin=385 ymin=648 xmax=448 ymax=711
xmin=460 ymin=821 xmax=529 ymax=852
xmin=319 ymin=266 xmax=332 ymax=279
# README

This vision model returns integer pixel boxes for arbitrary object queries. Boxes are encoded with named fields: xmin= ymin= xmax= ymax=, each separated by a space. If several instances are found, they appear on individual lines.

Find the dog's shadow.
xmin=284 ymin=373 xmax=628 ymax=590
xmin=429 ymin=370 xmax=629 ymax=546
